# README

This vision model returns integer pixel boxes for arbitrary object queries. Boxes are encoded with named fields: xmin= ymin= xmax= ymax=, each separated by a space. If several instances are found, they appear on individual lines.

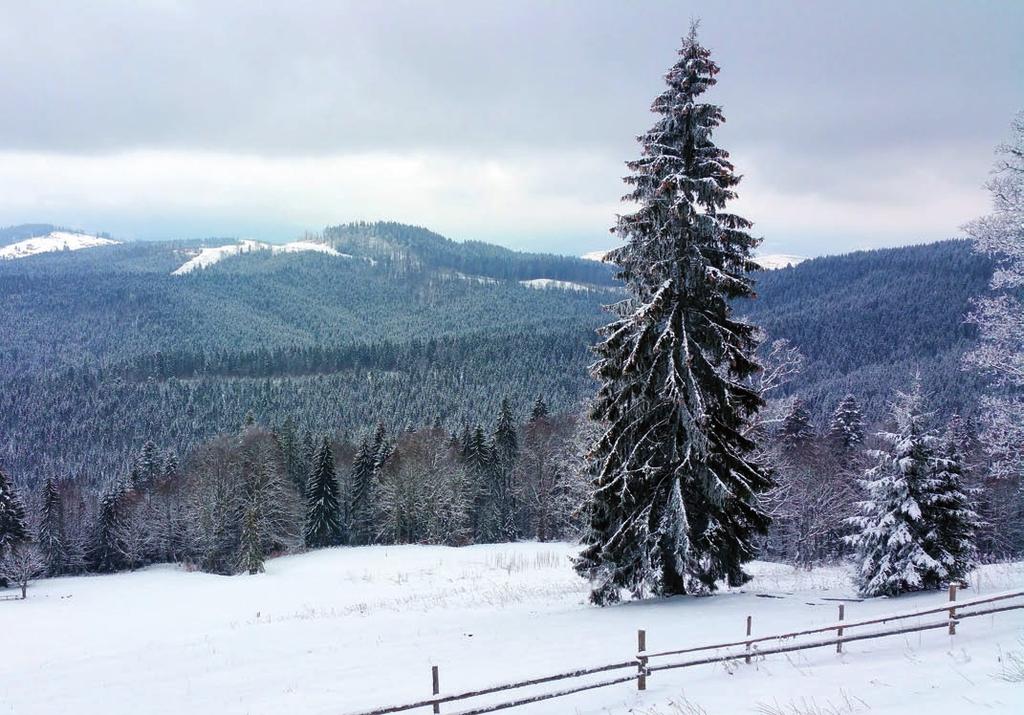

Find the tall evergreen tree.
xmin=491 ymin=399 xmax=520 ymax=539
xmin=827 ymin=394 xmax=865 ymax=452
xmin=37 ymin=476 xmax=67 ymax=576
xmin=303 ymin=436 xmax=344 ymax=548
xmin=575 ymin=26 xmax=771 ymax=604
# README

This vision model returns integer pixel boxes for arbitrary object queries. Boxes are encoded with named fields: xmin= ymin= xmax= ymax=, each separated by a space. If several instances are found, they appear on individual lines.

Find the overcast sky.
xmin=1 ymin=1 xmax=1021 ymax=256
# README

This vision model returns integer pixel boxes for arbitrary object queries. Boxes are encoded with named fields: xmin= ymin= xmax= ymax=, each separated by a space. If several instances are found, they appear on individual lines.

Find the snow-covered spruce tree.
xmin=491 ymin=399 xmax=520 ymax=540
xmin=964 ymin=111 xmax=1024 ymax=480
xmin=134 ymin=440 xmax=162 ymax=492
xmin=0 ymin=466 xmax=29 ymax=561
xmin=926 ymin=430 xmax=980 ymax=585
xmin=828 ymin=394 xmax=865 ymax=453
xmin=88 ymin=479 xmax=130 ymax=573
xmin=37 ymin=476 xmax=67 ymax=576
xmin=0 ymin=466 xmax=29 ymax=587
xmin=530 ymin=394 xmax=549 ymax=423
xmin=847 ymin=381 xmax=972 ymax=597
xmin=780 ymin=398 xmax=815 ymax=451
xmin=303 ymin=436 xmax=344 ymax=548
xmin=462 ymin=424 xmax=499 ymax=541
xmin=575 ymin=25 xmax=772 ymax=604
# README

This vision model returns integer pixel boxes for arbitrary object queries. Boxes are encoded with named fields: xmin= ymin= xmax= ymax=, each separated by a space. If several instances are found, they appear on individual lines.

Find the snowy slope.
xmin=0 ymin=231 xmax=120 ymax=260
xmin=172 ymin=239 xmax=349 ymax=275
xmin=581 ymin=249 xmax=613 ymax=262
xmin=753 ymin=254 xmax=806 ymax=270
xmin=519 ymin=278 xmax=592 ymax=291
xmin=1 ymin=543 xmax=1021 ymax=715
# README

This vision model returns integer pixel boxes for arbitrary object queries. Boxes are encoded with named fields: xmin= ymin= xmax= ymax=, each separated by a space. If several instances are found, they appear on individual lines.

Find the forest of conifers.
xmin=1 ymin=221 xmax=1015 ymax=580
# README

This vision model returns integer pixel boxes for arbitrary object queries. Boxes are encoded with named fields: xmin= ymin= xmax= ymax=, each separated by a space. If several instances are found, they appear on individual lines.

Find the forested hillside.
xmin=0 ymin=224 xmax=992 ymax=488
xmin=742 ymin=240 xmax=992 ymax=420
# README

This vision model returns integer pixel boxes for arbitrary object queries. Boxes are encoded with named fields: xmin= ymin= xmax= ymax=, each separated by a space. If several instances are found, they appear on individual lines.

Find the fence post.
xmin=637 ymin=629 xmax=647 ymax=691
xmin=836 ymin=604 xmax=845 ymax=653
xmin=745 ymin=616 xmax=752 ymax=664
xmin=432 ymin=665 xmax=440 ymax=714
xmin=948 ymin=584 xmax=957 ymax=635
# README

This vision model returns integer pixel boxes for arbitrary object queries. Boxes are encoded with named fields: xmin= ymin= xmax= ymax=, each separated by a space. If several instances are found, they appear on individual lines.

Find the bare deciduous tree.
xmin=0 ymin=543 xmax=45 ymax=599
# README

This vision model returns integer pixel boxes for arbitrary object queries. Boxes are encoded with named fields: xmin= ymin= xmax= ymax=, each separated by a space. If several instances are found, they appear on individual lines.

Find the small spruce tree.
xmin=530 ymin=395 xmax=549 ymax=423
xmin=780 ymin=398 xmax=815 ymax=450
xmin=828 ymin=394 xmax=865 ymax=453
xmin=847 ymin=381 xmax=970 ymax=596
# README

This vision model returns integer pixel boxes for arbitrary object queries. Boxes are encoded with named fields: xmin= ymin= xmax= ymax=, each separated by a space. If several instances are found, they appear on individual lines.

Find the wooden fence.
xmin=345 ymin=586 xmax=1024 ymax=715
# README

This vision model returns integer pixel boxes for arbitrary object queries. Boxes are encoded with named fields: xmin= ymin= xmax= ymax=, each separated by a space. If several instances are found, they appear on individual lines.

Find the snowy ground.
xmin=1 ymin=544 xmax=1022 ymax=714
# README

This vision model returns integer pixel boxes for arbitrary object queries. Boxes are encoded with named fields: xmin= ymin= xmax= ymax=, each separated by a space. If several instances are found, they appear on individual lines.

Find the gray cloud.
xmin=0 ymin=0 xmax=1021 ymax=255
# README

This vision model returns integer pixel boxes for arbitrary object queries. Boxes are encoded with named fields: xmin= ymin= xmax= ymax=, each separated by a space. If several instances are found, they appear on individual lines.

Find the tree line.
xmin=0 ymin=396 xmax=593 ymax=587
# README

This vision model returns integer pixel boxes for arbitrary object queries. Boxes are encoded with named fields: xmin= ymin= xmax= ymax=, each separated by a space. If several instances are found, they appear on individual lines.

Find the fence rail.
xmin=344 ymin=586 xmax=1024 ymax=715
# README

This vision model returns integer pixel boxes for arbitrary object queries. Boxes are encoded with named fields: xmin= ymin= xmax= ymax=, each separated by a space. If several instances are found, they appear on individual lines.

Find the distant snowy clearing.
xmin=0 ymin=231 xmax=120 ymax=260
xmin=1 ymin=543 xmax=1021 ymax=714
xmin=519 ymin=278 xmax=593 ymax=291
xmin=172 ymin=239 xmax=351 ymax=274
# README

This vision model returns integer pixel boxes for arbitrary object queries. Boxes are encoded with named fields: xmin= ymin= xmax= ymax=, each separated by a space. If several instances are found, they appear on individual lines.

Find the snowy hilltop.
xmin=0 ymin=231 xmax=121 ymax=260
xmin=171 ymin=239 xmax=351 ymax=275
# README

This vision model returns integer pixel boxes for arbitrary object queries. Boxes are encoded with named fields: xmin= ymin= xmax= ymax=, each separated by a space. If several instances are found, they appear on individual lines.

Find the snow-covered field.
xmin=2 ymin=544 xmax=1021 ymax=714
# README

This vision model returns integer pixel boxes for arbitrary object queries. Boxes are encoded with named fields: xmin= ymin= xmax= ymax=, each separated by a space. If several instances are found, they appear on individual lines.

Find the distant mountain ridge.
xmin=0 ymin=222 xmax=992 ymax=486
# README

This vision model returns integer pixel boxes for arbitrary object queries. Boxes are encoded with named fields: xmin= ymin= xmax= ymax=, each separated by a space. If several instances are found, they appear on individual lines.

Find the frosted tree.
xmin=847 ymin=381 xmax=955 ymax=596
xmin=963 ymin=111 xmax=1024 ymax=478
xmin=780 ymin=398 xmax=815 ymax=451
xmin=828 ymin=394 xmax=865 ymax=453
xmin=275 ymin=416 xmax=305 ymax=494
xmin=491 ymin=399 xmax=520 ymax=540
xmin=926 ymin=431 xmax=980 ymax=585
xmin=238 ymin=504 xmax=266 ymax=575
xmin=462 ymin=424 xmax=499 ymax=541
xmin=575 ymin=25 xmax=772 ymax=604
xmin=0 ymin=543 xmax=45 ymax=599
xmin=237 ymin=432 xmax=298 ymax=573
xmin=37 ymin=477 xmax=67 ymax=576
xmin=303 ymin=436 xmax=344 ymax=548
xmin=88 ymin=479 xmax=130 ymax=573
xmin=348 ymin=436 xmax=379 ymax=545
xmin=0 ymin=466 xmax=29 ymax=563
xmin=134 ymin=440 xmax=162 ymax=492
xmin=530 ymin=395 xmax=549 ymax=422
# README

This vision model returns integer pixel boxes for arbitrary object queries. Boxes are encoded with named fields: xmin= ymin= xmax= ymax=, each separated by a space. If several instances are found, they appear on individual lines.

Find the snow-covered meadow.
xmin=2 ymin=543 xmax=1021 ymax=715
